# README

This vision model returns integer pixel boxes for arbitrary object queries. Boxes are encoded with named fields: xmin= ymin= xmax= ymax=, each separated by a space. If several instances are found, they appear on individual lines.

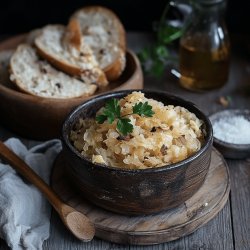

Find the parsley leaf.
xmin=158 ymin=25 xmax=183 ymax=45
xmin=96 ymin=98 xmax=155 ymax=136
xmin=117 ymin=118 xmax=133 ymax=136
xmin=96 ymin=98 xmax=120 ymax=124
xmin=151 ymin=59 xmax=165 ymax=77
xmin=105 ymin=98 xmax=120 ymax=118
xmin=96 ymin=114 xmax=107 ymax=124
xmin=103 ymin=110 xmax=115 ymax=124
xmin=133 ymin=101 xmax=155 ymax=117
xmin=137 ymin=1 xmax=183 ymax=77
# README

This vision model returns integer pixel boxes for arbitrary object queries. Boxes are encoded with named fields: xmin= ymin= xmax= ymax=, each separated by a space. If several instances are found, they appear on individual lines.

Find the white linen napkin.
xmin=0 ymin=138 xmax=62 ymax=250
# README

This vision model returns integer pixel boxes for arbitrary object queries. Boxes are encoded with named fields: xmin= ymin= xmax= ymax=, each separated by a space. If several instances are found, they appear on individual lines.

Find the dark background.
xmin=0 ymin=0 xmax=248 ymax=35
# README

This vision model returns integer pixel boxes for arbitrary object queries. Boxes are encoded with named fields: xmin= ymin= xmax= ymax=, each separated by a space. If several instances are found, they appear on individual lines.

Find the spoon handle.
xmin=0 ymin=141 xmax=62 ymax=211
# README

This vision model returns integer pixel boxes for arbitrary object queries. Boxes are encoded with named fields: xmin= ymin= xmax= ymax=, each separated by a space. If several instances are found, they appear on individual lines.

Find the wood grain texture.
xmin=51 ymin=148 xmax=230 ymax=245
xmin=229 ymin=160 xmax=250 ymax=250
xmin=0 ymin=35 xmax=143 ymax=140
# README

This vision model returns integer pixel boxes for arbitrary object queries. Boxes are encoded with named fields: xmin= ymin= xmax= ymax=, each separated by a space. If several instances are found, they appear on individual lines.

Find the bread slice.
xmin=34 ymin=24 xmax=108 ymax=86
xmin=64 ymin=19 xmax=82 ymax=51
xmin=10 ymin=44 xmax=97 ymax=99
xmin=70 ymin=6 xmax=126 ymax=81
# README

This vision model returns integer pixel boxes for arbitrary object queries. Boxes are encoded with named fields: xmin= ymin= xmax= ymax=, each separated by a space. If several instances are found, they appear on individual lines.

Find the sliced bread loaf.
xmin=10 ymin=44 xmax=97 ymax=99
xmin=70 ymin=6 xmax=126 ymax=81
xmin=34 ymin=24 xmax=108 ymax=86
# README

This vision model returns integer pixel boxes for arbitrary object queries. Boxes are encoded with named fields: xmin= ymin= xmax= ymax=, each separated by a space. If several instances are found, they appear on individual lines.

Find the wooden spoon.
xmin=0 ymin=141 xmax=95 ymax=241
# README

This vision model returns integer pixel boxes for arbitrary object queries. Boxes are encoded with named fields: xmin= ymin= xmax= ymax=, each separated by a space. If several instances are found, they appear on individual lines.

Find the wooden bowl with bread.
xmin=0 ymin=6 xmax=143 ymax=139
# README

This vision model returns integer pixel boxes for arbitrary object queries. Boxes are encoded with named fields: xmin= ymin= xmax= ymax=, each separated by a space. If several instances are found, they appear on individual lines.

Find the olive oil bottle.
xmin=179 ymin=0 xmax=230 ymax=91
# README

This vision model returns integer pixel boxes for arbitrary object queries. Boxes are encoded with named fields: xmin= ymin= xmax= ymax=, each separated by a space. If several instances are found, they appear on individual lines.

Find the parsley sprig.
xmin=138 ymin=1 xmax=183 ymax=77
xmin=96 ymin=98 xmax=154 ymax=136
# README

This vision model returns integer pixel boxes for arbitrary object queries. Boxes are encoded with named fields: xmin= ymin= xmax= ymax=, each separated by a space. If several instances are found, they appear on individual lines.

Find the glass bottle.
xmin=179 ymin=0 xmax=230 ymax=91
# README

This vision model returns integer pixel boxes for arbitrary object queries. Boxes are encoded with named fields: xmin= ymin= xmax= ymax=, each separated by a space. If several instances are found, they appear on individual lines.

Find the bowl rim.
xmin=62 ymin=89 xmax=213 ymax=173
xmin=209 ymin=109 xmax=250 ymax=148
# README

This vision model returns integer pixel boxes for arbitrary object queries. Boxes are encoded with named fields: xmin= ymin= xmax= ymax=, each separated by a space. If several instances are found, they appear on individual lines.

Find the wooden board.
xmin=228 ymin=160 xmax=250 ymax=250
xmin=51 ymin=148 xmax=230 ymax=245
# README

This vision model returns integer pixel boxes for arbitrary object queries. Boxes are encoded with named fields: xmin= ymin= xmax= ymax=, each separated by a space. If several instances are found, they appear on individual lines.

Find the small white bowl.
xmin=209 ymin=109 xmax=250 ymax=159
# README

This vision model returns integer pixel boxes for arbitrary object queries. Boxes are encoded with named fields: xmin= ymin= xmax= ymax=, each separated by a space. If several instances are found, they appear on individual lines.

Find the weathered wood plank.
xmin=182 ymin=200 xmax=233 ymax=250
xmin=44 ymin=201 xmax=233 ymax=250
xmin=229 ymin=159 xmax=250 ymax=250
xmin=130 ymin=200 xmax=233 ymax=250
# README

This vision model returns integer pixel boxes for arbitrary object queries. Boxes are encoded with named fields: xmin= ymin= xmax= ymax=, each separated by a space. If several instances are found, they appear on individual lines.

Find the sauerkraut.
xmin=70 ymin=91 xmax=204 ymax=169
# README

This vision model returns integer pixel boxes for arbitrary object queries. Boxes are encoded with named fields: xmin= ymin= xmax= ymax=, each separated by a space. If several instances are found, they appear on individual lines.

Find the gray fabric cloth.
xmin=0 ymin=138 xmax=62 ymax=250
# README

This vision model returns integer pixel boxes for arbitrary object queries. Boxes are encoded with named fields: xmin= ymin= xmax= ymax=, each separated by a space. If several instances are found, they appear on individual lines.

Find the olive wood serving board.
xmin=51 ymin=148 xmax=230 ymax=245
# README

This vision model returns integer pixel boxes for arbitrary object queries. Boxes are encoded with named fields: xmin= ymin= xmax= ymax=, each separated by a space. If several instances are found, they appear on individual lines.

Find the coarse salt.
xmin=213 ymin=115 xmax=250 ymax=144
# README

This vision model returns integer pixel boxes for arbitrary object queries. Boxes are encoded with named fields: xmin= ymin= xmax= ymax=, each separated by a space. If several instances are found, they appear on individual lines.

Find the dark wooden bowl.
xmin=62 ymin=90 xmax=213 ymax=215
xmin=0 ymin=35 xmax=143 ymax=140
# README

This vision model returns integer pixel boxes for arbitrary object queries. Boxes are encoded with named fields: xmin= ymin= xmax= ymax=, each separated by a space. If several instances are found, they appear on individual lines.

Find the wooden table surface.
xmin=0 ymin=32 xmax=250 ymax=250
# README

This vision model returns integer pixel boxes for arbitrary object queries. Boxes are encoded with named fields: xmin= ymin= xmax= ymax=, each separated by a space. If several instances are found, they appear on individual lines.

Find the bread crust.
xmin=34 ymin=25 xmax=108 ymax=87
xmin=64 ymin=19 xmax=82 ymax=51
xmin=71 ymin=5 xmax=126 ymax=81
xmin=104 ymin=49 xmax=126 ymax=81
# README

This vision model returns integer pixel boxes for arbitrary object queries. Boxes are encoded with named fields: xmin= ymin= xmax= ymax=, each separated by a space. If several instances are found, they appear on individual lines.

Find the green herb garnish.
xmin=133 ymin=101 xmax=155 ymax=117
xmin=117 ymin=118 xmax=133 ymax=136
xmin=96 ymin=98 xmax=155 ymax=136
xmin=138 ymin=1 xmax=183 ymax=77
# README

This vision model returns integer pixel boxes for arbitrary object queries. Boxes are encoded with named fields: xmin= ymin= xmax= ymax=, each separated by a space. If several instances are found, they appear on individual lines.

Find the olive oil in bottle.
xmin=179 ymin=35 xmax=230 ymax=90
xmin=179 ymin=0 xmax=230 ymax=91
